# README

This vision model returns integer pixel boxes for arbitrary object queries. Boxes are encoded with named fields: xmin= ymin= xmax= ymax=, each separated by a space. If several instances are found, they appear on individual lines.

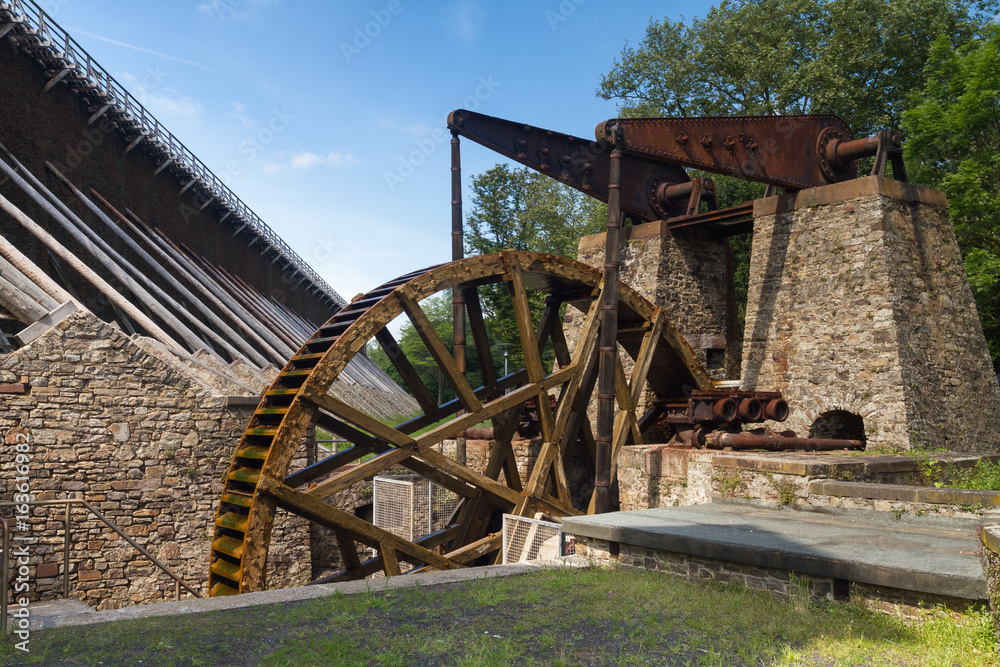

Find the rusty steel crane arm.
xmin=447 ymin=109 xmax=695 ymax=222
xmin=597 ymin=116 xmax=905 ymax=190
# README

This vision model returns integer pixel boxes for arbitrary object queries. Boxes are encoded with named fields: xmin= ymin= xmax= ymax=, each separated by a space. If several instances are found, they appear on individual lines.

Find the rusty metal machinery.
xmin=448 ymin=109 xmax=906 ymax=233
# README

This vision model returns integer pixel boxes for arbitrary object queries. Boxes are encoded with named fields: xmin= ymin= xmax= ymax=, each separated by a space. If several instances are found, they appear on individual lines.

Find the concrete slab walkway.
xmin=562 ymin=501 xmax=986 ymax=600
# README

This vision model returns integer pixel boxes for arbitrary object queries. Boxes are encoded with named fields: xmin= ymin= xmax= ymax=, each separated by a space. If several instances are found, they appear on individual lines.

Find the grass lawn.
xmin=3 ymin=566 xmax=995 ymax=666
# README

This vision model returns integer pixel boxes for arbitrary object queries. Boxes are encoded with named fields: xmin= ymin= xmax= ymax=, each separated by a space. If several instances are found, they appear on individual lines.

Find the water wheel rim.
xmin=209 ymin=251 xmax=710 ymax=595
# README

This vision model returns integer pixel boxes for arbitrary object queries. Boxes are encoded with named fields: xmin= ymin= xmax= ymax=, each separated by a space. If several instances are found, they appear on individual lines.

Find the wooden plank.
xmin=335 ymin=530 xmax=362 ymax=571
xmin=305 ymin=379 xmax=562 ymax=501
xmin=504 ymin=254 xmax=555 ymax=442
xmin=398 ymin=291 xmax=482 ymax=414
xmin=312 ymin=411 xmax=477 ymax=498
xmin=549 ymin=294 xmax=602 ymax=447
xmin=374 ymin=328 xmax=437 ymax=414
xmin=462 ymin=286 xmax=500 ymax=400
xmin=258 ymin=473 xmax=462 ymax=572
xmin=300 ymin=385 xmax=415 ymax=448
xmin=417 ymin=448 xmax=522 ymax=506
xmin=380 ymin=541 xmax=402 ymax=577
xmin=445 ymin=532 xmax=502 ymax=564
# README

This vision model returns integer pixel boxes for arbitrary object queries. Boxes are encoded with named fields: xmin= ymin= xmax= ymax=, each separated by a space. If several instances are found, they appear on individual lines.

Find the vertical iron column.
xmin=595 ymin=125 xmax=622 ymax=515
xmin=451 ymin=130 xmax=467 ymax=466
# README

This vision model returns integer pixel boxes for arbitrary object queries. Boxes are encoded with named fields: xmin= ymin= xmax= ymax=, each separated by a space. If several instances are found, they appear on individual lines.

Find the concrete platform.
xmin=562 ymin=500 xmax=986 ymax=601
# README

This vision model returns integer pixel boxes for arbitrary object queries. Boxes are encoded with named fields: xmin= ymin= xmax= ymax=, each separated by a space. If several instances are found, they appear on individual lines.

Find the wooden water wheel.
xmin=208 ymin=251 xmax=711 ymax=595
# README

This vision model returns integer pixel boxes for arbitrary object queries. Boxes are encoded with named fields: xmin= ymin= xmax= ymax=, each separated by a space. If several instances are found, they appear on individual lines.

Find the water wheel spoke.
xmin=258 ymin=473 xmax=462 ymax=572
xmin=301 ymin=385 xmax=415 ymax=447
xmin=211 ymin=251 xmax=713 ymax=595
xmin=380 ymin=542 xmax=402 ymax=577
xmin=398 ymin=291 xmax=482 ymax=413
xmin=550 ymin=295 xmax=602 ymax=446
xmin=374 ymin=328 xmax=438 ymax=414
xmin=462 ymin=285 xmax=500 ymax=400
xmin=505 ymin=255 xmax=555 ymax=440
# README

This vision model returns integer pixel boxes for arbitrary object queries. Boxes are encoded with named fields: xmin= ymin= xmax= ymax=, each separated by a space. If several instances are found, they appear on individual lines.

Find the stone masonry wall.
xmin=742 ymin=177 xmax=1000 ymax=451
xmin=574 ymin=222 xmax=739 ymax=381
xmin=0 ymin=311 xmax=310 ymax=610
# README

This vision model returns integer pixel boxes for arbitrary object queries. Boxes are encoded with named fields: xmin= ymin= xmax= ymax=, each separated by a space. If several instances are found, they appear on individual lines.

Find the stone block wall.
xmin=573 ymin=222 xmax=739 ymax=381
xmin=0 ymin=310 xmax=310 ymax=609
xmin=742 ymin=177 xmax=1000 ymax=451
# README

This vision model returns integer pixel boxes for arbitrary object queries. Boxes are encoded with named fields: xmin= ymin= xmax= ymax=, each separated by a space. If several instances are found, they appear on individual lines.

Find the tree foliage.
xmin=463 ymin=165 xmax=606 ymax=372
xmin=599 ymin=0 xmax=997 ymax=134
xmin=903 ymin=25 xmax=1000 ymax=368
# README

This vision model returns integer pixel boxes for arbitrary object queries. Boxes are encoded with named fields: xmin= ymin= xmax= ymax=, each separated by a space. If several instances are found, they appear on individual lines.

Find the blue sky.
xmin=47 ymin=0 xmax=714 ymax=301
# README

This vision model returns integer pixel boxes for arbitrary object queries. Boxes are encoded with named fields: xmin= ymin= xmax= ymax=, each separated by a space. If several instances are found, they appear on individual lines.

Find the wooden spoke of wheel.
xmin=208 ymin=252 xmax=711 ymax=596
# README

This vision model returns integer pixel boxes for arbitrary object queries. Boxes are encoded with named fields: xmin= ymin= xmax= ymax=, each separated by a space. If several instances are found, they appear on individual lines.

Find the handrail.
xmin=0 ymin=497 xmax=203 ymax=623
xmin=0 ymin=0 xmax=346 ymax=308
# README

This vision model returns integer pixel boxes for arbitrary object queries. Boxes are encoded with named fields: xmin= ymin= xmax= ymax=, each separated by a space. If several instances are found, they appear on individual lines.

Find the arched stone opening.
xmin=808 ymin=410 xmax=866 ymax=445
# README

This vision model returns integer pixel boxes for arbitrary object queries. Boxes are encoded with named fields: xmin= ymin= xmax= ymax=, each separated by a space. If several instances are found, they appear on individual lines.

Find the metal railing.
xmin=0 ymin=0 xmax=346 ymax=308
xmin=1 ymin=497 xmax=202 ymax=635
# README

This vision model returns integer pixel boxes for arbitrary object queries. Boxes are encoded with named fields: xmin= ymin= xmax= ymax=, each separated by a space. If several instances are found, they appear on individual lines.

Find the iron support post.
xmin=595 ymin=125 xmax=623 ymax=515
xmin=451 ymin=131 xmax=467 ymax=466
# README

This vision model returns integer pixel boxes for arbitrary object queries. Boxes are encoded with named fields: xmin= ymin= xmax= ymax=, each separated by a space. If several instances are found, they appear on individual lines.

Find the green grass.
xmin=940 ymin=458 xmax=1000 ymax=491
xmin=3 ymin=566 xmax=996 ymax=666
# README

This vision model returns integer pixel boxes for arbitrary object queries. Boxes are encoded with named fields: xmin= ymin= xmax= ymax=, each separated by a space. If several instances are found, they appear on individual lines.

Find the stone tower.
xmin=741 ymin=176 xmax=1000 ymax=451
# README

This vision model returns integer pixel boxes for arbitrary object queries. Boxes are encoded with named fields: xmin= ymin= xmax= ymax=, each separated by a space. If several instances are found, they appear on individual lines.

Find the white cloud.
xmin=452 ymin=0 xmax=480 ymax=47
xmin=263 ymin=150 xmax=358 ymax=174
xmin=230 ymin=101 xmax=254 ymax=128
xmin=197 ymin=0 xmax=281 ymax=20
xmin=70 ymin=29 xmax=213 ymax=70
xmin=379 ymin=117 xmax=431 ymax=138
xmin=118 ymin=73 xmax=202 ymax=120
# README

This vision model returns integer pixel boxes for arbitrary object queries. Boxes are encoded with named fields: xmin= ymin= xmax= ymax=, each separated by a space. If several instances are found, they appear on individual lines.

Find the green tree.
xmin=599 ymin=0 xmax=996 ymax=134
xmin=902 ymin=25 xmax=1000 ymax=369
xmin=464 ymin=164 xmax=606 ymax=373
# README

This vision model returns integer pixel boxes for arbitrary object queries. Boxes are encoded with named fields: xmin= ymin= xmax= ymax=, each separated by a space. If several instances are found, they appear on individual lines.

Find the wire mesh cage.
xmin=502 ymin=514 xmax=574 ymax=564
xmin=373 ymin=474 xmax=458 ymax=543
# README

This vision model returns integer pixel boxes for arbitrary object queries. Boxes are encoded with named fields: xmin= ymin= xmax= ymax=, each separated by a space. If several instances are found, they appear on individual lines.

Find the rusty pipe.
xmin=764 ymin=398 xmax=789 ymax=422
xmin=828 ymin=133 xmax=899 ymax=167
xmin=713 ymin=397 xmax=738 ymax=422
xmin=702 ymin=431 xmax=864 ymax=451
xmin=737 ymin=397 xmax=763 ymax=422
xmin=461 ymin=428 xmax=494 ymax=440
